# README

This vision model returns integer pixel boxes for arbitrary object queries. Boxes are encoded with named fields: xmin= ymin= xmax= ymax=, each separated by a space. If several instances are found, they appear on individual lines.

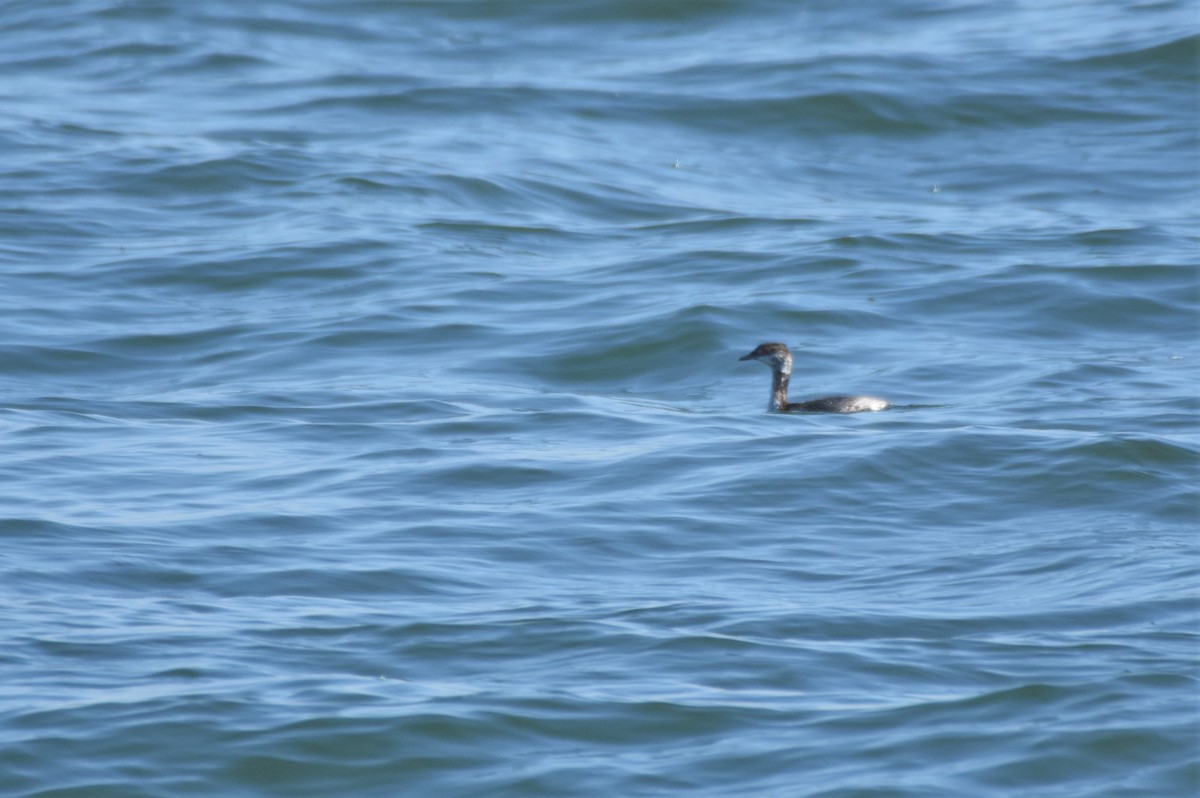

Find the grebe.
xmin=739 ymin=342 xmax=888 ymax=414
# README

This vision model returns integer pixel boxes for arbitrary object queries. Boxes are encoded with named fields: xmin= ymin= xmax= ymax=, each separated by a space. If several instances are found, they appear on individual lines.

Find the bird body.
xmin=739 ymin=343 xmax=888 ymax=414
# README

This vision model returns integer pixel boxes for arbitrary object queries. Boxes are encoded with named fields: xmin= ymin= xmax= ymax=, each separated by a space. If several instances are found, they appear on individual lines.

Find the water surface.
xmin=2 ymin=1 xmax=1197 ymax=796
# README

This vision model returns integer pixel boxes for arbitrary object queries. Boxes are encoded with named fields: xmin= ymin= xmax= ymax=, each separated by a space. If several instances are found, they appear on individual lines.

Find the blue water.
xmin=2 ymin=1 xmax=1198 ymax=796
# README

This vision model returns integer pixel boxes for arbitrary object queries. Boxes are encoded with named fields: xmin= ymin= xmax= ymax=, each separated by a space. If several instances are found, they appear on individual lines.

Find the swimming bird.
xmin=739 ymin=342 xmax=888 ymax=413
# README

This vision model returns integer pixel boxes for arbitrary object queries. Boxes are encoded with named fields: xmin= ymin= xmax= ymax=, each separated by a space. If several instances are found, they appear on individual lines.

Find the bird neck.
xmin=769 ymin=360 xmax=791 ymax=411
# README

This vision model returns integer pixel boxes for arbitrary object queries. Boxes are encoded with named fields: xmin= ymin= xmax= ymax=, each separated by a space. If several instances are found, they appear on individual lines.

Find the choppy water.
xmin=2 ymin=2 xmax=1198 ymax=796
